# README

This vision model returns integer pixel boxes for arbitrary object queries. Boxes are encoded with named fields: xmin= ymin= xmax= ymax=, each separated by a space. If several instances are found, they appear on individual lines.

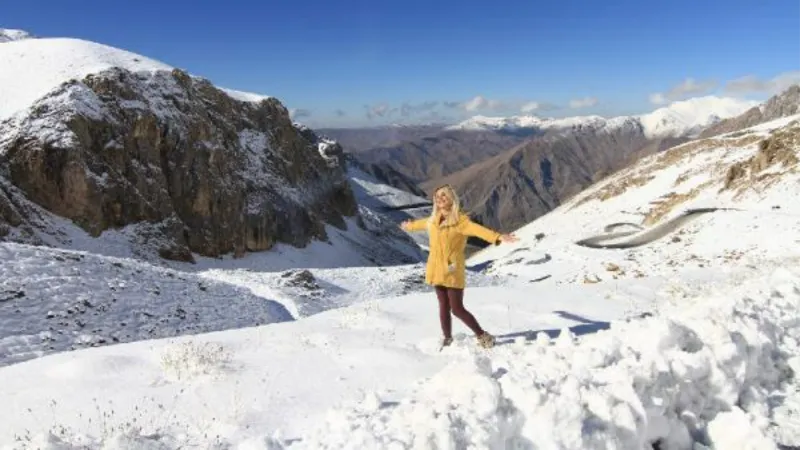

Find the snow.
xmin=0 ymin=37 xmax=172 ymax=120
xmin=447 ymin=96 xmax=757 ymax=138
xmin=0 ymin=243 xmax=294 ymax=367
xmin=447 ymin=115 xmax=546 ymax=131
xmin=638 ymin=96 xmax=760 ymax=138
xmin=0 ymin=34 xmax=273 ymax=123
xmin=0 ymin=115 xmax=799 ymax=448
xmin=0 ymin=28 xmax=34 ymax=43
xmin=346 ymin=163 xmax=433 ymax=249
xmin=221 ymin=87 xmax=272 ymax=103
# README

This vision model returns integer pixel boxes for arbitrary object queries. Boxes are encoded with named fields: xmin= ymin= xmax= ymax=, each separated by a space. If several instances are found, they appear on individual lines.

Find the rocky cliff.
xmin=0 ymin=67 xmax=362 ymax=262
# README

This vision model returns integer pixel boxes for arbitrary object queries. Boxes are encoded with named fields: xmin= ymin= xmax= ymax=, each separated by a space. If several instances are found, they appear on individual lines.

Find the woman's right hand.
xmin=400 ymin=220 xmax=412 ymax=231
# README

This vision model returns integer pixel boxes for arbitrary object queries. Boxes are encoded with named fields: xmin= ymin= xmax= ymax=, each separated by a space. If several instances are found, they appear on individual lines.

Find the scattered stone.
xmin=281 ymin=269 xmax=320 ymax=291
xmin=0 ymin=290 xmax=25 ymax=302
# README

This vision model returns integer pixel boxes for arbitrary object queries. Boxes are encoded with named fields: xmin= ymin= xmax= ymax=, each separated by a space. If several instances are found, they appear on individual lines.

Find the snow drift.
xmin=288 ymin=265 xmax=800 ymax=450
xmin=6 ymin=264 xmax=798 ymax=449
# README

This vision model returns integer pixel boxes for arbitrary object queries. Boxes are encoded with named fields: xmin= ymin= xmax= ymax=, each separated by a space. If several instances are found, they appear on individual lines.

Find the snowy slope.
xmin=0 ymin=116 xmax=799 ymax=448
xmin=0 ymin=37 xmax=173 ymax=120
xmin=447 ymin=96 xmax=758 ymax=138
xmin=0 ymin=32 xmax=272 ymax=121
xmin=0 ymin=243 xmax=294 ymax=367
xmin=1 ymin=249 xmax=798 ymax=448
xmin=469 ymin=113 xmax=800 ymax=286
xmin=220 ymin=87 xmax=272 ymax=103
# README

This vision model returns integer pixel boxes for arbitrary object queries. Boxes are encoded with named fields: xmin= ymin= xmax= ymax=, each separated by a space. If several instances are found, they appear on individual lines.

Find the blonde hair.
xmin=428 ymin=184 xmax=462 ymax=227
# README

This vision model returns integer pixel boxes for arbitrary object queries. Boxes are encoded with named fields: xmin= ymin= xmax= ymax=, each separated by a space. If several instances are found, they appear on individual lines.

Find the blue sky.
xmin=5 ymin=0 xmax=799 ymax=127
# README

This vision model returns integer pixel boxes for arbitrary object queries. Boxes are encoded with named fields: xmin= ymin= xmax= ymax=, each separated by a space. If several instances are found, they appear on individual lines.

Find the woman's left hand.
xmin=499 ymin=233 xmax=519 ymax=243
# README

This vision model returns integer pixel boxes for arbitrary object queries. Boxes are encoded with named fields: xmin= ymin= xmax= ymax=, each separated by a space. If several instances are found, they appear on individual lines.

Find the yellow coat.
xmin=405 ymin=212 xmax=501 ymax=289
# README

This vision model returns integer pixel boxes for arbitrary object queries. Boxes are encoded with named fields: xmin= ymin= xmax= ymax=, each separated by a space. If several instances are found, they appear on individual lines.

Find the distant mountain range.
xmin=332 ymin=94 xmax=788 ymax=231
xmin=445 ymin=96 xmax=758 ymax=139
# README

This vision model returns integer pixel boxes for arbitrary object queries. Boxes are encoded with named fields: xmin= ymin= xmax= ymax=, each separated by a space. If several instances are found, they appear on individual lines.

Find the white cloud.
xmin=462 ymin=96 xmax=505 ymax=112
xmin=289 ymin=108 xmax=312 ymax=119
xmin=649 ymin=78 xmax=718 ymax=104
xmin=648 ymin=93 xmax=667 ymax=105
xmin=520 ymin=102 xmax=541 ymax=113
xmin=724 ymin=71 xmax=800 ymax=95
xmin=399 ymin=101 xmax=439 ymax=117
xmin=569 ymin=97 xmax=598 ymax=109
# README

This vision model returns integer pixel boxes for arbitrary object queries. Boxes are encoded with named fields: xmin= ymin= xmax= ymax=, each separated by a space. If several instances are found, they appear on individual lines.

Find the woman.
xmin=401 ymin=184 xmax=518 ymax=349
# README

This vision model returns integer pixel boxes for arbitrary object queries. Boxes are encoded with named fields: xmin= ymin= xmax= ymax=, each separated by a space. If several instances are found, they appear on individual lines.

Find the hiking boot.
xmin=477 ymin=332 xmax=495 ymax=349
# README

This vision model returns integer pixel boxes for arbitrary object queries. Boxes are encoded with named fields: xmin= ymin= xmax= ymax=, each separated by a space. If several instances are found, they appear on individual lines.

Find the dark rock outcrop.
xmin=0 ymin=67 xmax=360 ymax=261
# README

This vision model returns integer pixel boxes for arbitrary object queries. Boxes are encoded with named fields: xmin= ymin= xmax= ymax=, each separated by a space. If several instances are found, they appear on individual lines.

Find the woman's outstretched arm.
xmin=459 ymin=216 xmax=519 ymax=245
xmin=400 ymin=217 xmax=428 ymax=232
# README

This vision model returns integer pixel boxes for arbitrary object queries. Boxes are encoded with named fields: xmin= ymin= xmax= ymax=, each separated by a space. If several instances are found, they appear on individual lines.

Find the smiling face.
xmin=434 ymin=186 xmax=454 ymax=211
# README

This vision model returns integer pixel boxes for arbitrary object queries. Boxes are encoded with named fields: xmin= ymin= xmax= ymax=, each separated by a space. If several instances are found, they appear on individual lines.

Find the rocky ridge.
xmin=0 ymin=66 xmax=365 ymax=262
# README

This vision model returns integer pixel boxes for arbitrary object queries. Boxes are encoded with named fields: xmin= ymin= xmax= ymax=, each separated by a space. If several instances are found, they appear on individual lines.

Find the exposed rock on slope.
xmin=351 ymin=130 xmax=532 ymax=183
xmin=0 ymin=67 xmax=360 ymax=261
xmin=429 ymin=119 xmax=688 ymax=231
xmin=700 ymin=84 xmax=800 ymax=137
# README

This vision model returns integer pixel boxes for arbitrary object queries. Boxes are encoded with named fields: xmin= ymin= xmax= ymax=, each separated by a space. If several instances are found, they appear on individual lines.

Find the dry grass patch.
xmin=654 ymin=135 xmax=764 ymax=170
xmin=643 ymin=182 xmax=713 ymax=226
xmin=572 ymin=172 xmax=655 ymax=208
xmin=721 ymin=124 xmax=800 ymax=198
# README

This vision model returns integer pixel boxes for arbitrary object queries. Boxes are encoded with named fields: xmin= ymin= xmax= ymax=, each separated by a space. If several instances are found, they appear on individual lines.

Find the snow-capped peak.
xmin=446 ymin=96 xmax=758 ymax=138
xmin=0 ymin=35 xmax=271 ymax=120
xmin=638 ymin=95 xmax=759 ymax=138
xmin=447 ymin=114 xmax=615 ymax=133
xmin=0 ymin=37 xmax=174 ymax=120
xmin=446 ymin=115 xmax=546 ymax=131
xmin=0 ymin=28 xmax=34 ymax=43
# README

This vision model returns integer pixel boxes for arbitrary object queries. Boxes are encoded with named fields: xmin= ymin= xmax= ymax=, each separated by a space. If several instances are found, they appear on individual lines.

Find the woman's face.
xmin=434 ymin=188 xmax=453 ymax=210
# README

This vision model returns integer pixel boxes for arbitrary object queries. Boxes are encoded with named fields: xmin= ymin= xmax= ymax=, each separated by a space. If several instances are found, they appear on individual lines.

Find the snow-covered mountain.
xmin=0 ymin=28 xmax=34 ymax=43
xmin=0 ymin=35 xmax=172 ymax=120
xmin=639 ymin=95 xmax=760 ymax=138
xmin=447 ymin=96 xmax=759 ymax=138
xmin=0 ymin=30 xmax=423 ymax=266
xmin=0 ymin=114 xmax=798 ymax=449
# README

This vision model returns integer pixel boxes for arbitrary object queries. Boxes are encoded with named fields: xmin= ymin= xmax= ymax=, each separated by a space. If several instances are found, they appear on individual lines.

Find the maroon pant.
xmin=434 ymin=286 xmax=484 ymax=338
